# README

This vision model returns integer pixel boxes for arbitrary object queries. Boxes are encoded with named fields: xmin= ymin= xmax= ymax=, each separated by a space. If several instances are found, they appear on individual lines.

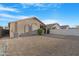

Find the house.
xmin=0 ymin=26 xmax=3 ymax=30
xmin=76 ymin=25 xmax=79 ymax=29
xmin=46 ymin=23 xmax=60 ymax=30
xmin=9 ymin=17 xmax=45 ymax=38
xmin=60 ymin=25 xmax=69 ymax=29
xmin=0 ymin=26 xmax=3 ymax=37
xmin=0 ymin=26 xmax=9 ymax=38
xmin=2 ymin=26 xmax=9 ymax=37
xmin=4 ymin=26 xmax=9 ymax=30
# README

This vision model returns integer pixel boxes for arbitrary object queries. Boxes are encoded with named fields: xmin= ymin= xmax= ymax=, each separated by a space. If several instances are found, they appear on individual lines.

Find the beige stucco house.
xmin=46 ymin=23 xmax=70 ymax=30
xmin=76 ymin=26 xmax=79 ymax=29
xmin=60 ymin=25 xmax=69 ymax=29
xmin=46 ymin=23 xmax=60 ymax=30
xmin=9 ymin=17 xmax=45 ymax=38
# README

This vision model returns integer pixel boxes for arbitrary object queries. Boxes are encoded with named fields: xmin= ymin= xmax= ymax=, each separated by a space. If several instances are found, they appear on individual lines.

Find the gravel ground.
xmin=0 ymin=40 xmax=4 ymax=56
xmin=0 ymin=34 xmax=79 ymax=56
xmin=0 ymin=37 xmax=8 ymax=56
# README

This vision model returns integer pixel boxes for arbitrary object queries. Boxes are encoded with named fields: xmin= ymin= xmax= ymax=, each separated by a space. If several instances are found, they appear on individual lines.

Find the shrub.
xmin=37 ymin=28 xmax=44 ymax=35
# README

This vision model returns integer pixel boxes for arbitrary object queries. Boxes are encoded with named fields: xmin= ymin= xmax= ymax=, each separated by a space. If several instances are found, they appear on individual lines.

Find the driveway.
xmin=0 ymin=37 xmax=9 ymax=56
xmin=0 ymin=35 xmax=79 ymax=56
xmin=6 ymin=35 xmax=79 ymax=56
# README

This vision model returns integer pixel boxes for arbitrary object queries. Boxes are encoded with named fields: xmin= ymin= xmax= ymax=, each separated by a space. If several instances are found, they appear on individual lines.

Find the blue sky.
xmin=0 ymin=3 xmax=79 ymax=27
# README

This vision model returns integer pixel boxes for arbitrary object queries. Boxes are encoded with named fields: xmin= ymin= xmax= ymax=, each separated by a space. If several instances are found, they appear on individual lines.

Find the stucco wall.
xmin=16 ymin=18 xmax=41 ymax=36
xmin=52 ymin=25 xmax=60 ymax=29
xmin=9 ymin=22 xmax=16 ymax=38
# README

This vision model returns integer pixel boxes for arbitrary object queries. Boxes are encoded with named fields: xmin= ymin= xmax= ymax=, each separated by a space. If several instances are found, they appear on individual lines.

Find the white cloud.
xmin=0 ymin=14 xmax=16 ymax=18
xmin=20 ymin=3 xmax=63 ymax=11
xmin=42 ymin=19 xmax=64 ymax=25
xmin=52 ymin=3 xmax=63 ymax=8
xmin=28 ymin=3 xmax=47 ymax=7
xmin=0 ymin=13 xmax=36 ymax=21
xmin=21 ymin=3 xmax=46 ymax=8
xmin=0 ymin=4 xmax=19 ymax=12
xmin=0 ymin=14 xmax=25 ymax=19
xmin=17 ymin=15 xmax=35 ymax=19
xmin=21 ymin=3 xmax=62 ymax=8
xmin=0 ymin=7 xmax=18 ymax=12
xmin=20 ymin=3 xmax=29 ymax=8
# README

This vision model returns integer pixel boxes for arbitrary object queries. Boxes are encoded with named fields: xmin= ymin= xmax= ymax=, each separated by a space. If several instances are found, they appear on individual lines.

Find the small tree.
xmin=37 ymin=28 xmax=44 ymax=35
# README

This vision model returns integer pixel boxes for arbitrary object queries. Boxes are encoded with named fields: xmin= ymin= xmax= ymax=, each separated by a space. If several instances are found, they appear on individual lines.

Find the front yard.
xmin=0 ymin=34 xmax=79 ymax=56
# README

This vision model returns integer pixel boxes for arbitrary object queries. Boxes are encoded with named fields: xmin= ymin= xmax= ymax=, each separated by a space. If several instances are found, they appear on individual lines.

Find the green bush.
xmin=37 ymin=28 xmax=44 ymax=35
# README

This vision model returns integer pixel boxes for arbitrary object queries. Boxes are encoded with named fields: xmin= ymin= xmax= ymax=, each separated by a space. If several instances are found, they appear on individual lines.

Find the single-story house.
xmin=60 ymin=25 xmax=69 ymax=29
xmin=46 ymin=23 xmax=60 ymax=29
xmin=9 ymin=17 xmax=45 ymax=38
xmin=4 ymin=26 xmax=9 ymax=30
xmin=0 ymin=26 xmax=9 ymax=38
xmin=76 ymin=26 xmax=79 ymax=29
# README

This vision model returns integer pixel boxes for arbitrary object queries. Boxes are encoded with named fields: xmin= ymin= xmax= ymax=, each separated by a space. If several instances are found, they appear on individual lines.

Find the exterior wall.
xmin=10 ymin=18 xmax=44 ymax=38
xmin=32 ymin=23 xmax=39 ymax=31
xmin=16 ymin=18 xmax=41 ymax=36
xmin=65 ymin=27 xmax=69 ymax=30
xmin=46 ymin=24 xmax=60 ymax=30
xmin=60 ymin=26 xmax=69 ymax=30
xmin=66 ymin=27 xmax=69 ymax=30
xmin=16 ymin=20 xmax=25 ymax=36
xmin=51 ymin=25 xmax=60 ymax=29
xmin=50 ymin=29 xmax=79 ymax=36
xmin=9 ymin=22 xmax=16 ymax=38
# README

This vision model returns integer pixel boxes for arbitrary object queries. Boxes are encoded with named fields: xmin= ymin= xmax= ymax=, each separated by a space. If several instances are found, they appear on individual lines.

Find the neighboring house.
xmin=4 ymin=26 xmax=9 ymax=30
xmin=9 ymin=17 xmax=45 ymax=38
xmin=2 ymin=27 xmax=9 ymax=37
xmin=46 ymin=23 xmax=60 ymax=29
xmin=60 ymin=25 xmax=69 ymax=29
xmin=76 ymin=25 xmax=79 ymax=29
xmin=0 ymin=26 xmax=9 ymax=37
xmin=0 ymin=26 xmax=3 ymax=37
xmin=0 ymin=26 xmax=3 ymax=30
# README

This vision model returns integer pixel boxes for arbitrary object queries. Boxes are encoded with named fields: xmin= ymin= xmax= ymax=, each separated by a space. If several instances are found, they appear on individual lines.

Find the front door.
xmin=28 ymin=25 xmax=32 ymax=32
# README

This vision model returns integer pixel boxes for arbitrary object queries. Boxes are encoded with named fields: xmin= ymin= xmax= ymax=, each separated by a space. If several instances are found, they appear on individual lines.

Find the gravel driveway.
xmin=0 ymin=34 xmax=79 ymax=56
xmin=0 ymin=37 xmax=8 ymax=56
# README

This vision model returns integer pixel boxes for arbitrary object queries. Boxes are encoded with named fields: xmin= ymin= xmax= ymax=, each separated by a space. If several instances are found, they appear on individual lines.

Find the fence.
xmin=50 ymin=29 xmax=79 ymax=36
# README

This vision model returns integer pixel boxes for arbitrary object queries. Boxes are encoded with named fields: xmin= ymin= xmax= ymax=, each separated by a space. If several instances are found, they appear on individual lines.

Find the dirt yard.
xmin=0 ymin=34 xmax=79 ymax=56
